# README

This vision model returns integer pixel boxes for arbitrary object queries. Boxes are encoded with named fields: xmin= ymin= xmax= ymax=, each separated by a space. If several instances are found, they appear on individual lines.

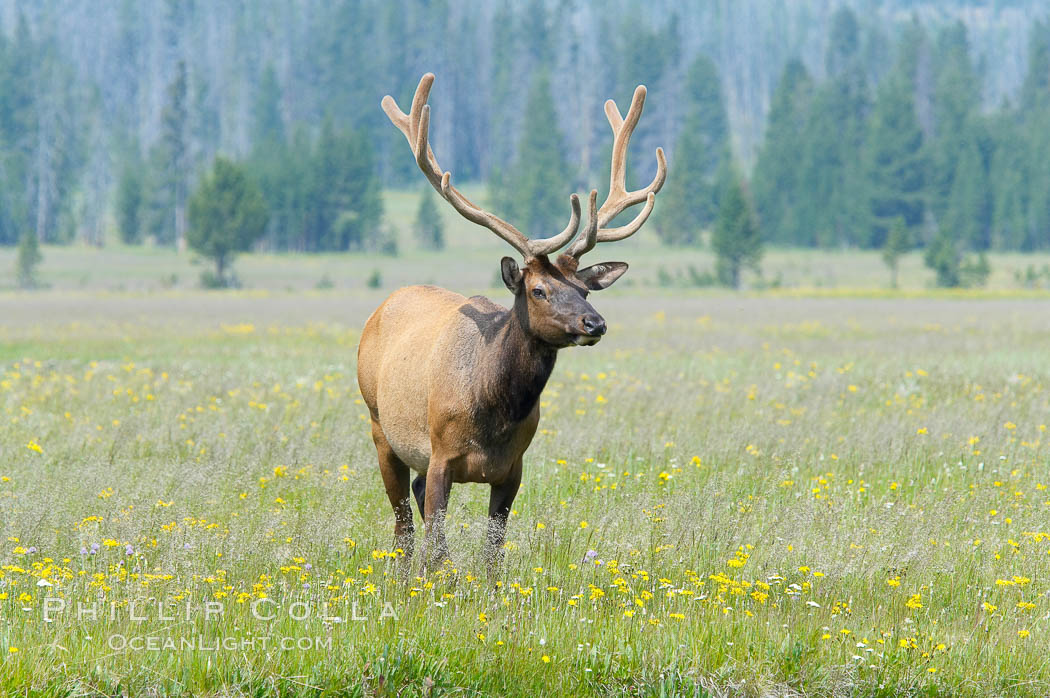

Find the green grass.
xmin=2 ymin=194 xmax=1050 ymax=694
xmin=2 ymin=279 xmax=1050 ymax=695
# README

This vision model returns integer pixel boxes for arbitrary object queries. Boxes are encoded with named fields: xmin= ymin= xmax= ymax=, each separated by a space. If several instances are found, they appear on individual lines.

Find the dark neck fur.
xmin=478 ymin=296 xmax=558 ymax=425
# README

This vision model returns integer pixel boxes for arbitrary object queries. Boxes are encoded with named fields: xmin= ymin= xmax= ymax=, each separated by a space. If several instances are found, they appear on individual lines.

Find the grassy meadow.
xmin=3 ymin=194 xmax=1050 ymax=696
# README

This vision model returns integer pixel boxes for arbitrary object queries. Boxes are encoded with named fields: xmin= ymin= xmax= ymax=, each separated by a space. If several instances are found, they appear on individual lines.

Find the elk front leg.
xmin=486 ymin=460 xmax=521 ymax=577
xmin=422 ymin=457 xmax=454 ymax=570
xmin=370 ymin=420 xmax=414 ymax=574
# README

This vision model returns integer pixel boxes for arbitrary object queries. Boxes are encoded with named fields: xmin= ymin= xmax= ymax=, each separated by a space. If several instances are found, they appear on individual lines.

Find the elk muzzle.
xmin=573 ymin=313 xmax=607 ymax=345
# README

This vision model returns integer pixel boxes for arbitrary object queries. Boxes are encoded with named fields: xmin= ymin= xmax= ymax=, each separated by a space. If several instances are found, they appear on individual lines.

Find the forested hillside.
xmin=0 ymin=0 xmax=1048 ymax=254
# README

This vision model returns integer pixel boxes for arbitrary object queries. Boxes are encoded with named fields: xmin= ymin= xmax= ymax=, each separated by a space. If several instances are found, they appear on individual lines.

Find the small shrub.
xmin=200 ymin=270 xmax=240 ymax=289
xmin=960 ymin=252 xmax=990 ymax=288
xmin=1015 ymin=264 xmax=1050 ymax=289
xmin=686 ymin=265 xmax=718 ymax=287
xmin=881 ymin=217 xmax=911 ymax=288
xmin=656 ymin=265 xmax=718 ymax=288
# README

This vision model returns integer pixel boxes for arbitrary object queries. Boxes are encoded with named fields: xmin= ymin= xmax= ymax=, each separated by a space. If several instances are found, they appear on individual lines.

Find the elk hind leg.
xmin=370 ymin=419 xmax=414 ymax=567
xmin=412 ymin=474 xmax=426 ymax=520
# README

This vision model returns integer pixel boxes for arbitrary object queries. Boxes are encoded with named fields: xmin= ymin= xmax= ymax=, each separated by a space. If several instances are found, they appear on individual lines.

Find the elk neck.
xmin=476 ymin=294 xmax=558 ymax=426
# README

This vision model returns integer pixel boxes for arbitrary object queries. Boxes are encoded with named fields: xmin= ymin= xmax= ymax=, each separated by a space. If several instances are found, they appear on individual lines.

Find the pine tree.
xmin=151 ymin=61 xmax=189 ymax=249
xmin=924 ymin=229 xmax=960 ymax=287
xmin=1020 ymin=20 xmax=1050 ymax=114
xmin=316 ymin=0 xmax=380 ymax=131
xmin=187 ymin=157 xmax=269 ymax=287
xmin=895 ymin=19 xmax=930 ymax=110
xmin=615 ymin=4 xmax=670 ymax=92
xmin=253 ymin=65 xmax=285 ymax=146
xmin=712 ymin=175 xmax=761 ymax=289
xmin=23 ymin=36 xmax=83 ymax=244
xmin=307 ymin=121 xmax=383 ymax=252
xmin=864 ymin=72 xmax=925 ymax=248
xmin=1022 ymin=28 xmax=1050 ymax=250
xmin=485 ymin=1 xmax=518 ymax=182
xmin=794 ymin=8 xmax=870 ymax=247
xmin=15 ymin=230 xmax=42 ymax=289
xmin=881 ymin=217 xmax=911 ymax=288
xmin=191 ymin=74 xmax=220 ymax=168
xmin=826 ymin=7 xmax=860 ymax=79
xmin=0 ymin=27 xmax=31 ymax=243
xmin=989 ymin=115 xmax=1031 ymax=250
xmin=248 ymin=66 xmax=297 ymax=251
xmin=613 ymin=4 xmax=673 ymax=188
xmin=941 ymin=124 xmax=991 ymax=251
xmin=415 ymin=187 xmax=445 ymax=251
xmin=116 ymin=160 xmax=144 ymax=244
xmin=498 ymin=70 xmax=571 ymax=238
xmin=752 ymin=58 xmax=812 ymax=246
xmin=929 ymin=22 xmax=980 ymax=220
xmin=655 ymin=54 xmax=729 ymax=246
xmin=521 ymin=0 xmax=551 ymax=68
xmin=1026 ymin=120 xmax=1050 ymax=250
xmin=252 ymin=133 xmax=307 ymax=252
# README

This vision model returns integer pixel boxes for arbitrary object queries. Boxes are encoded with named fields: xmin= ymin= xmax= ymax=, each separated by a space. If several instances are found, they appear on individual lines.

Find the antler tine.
xmin=561 ymin=84 xmax=665 ymax=263
xmin=565 ymin=190 xmax=599 ymax=261
xmin=384 ymin=73 xmax=584 ymax=261
xmin=602 ymin=86 xmax=642 ymax=207
xmin=381 ymin=73 xmax=430 ymax=143
xmin=529 ymin=193 xmax=582 ymax=256
xmin=596 ymin=85 xmax=667 ymax=230
xmin=599 ymin=191 xmax=656 ymax=242
xmin=408 ymin=73 xmax=435 ymax=139
xmin=593 ymin=146 xmax=665 ymax=243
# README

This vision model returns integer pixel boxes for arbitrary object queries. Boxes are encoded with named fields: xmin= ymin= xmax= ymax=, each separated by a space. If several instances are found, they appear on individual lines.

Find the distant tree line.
xmin=646 ymin=8 xmax=1050 ymax=286
xmin=3 ymin=0 xmax=1050 ymax=272
xmin=749 ymin=9 xmax=1008 ymax=259
xmin=0 ymin=15 xmax=85 ymax=247
xmin=114 ymin=66 xmax=384 ymax=254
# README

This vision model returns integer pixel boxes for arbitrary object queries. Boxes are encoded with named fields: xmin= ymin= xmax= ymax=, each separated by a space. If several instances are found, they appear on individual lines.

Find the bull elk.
xmin=357 ymin=73 xmax=666 ymax=572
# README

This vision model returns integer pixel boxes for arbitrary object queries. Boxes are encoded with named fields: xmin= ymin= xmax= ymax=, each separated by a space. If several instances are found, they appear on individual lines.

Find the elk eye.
xmin=531 ymin=287 xmax=547 ymax=300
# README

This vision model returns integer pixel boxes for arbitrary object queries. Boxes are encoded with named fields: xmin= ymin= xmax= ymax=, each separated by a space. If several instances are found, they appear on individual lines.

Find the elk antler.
xmin=383 ymin=73 xmax=581 ymax=261
xmin=564 ymin=85 xmax=667 ymax=261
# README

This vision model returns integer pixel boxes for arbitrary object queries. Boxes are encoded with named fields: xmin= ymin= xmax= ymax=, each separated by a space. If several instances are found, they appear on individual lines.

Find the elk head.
xmin=382 ymin=74 xmax=666 ymax=348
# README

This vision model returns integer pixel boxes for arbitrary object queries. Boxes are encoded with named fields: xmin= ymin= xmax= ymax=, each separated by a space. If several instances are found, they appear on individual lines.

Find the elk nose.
xmin=582 ymin=314 xmax=606 ymax=336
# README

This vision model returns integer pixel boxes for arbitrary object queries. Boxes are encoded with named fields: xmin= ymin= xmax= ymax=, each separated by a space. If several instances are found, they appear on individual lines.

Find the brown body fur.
xmin=358 ymin=283 xmax=556 ymax=566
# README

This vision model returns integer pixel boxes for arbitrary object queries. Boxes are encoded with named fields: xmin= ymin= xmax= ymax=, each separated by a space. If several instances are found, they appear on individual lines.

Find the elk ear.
xmin=576 ymin=262 xmax=628 ymax=290
xmin=501 ymin=257 xmax=523 ymax=293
